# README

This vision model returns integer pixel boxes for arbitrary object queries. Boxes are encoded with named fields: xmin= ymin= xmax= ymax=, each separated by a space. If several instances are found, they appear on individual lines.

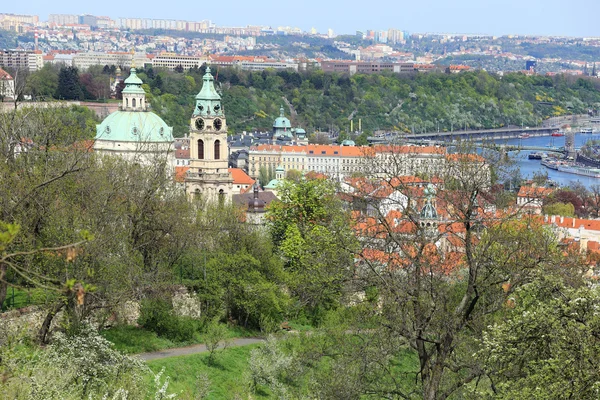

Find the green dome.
xmin=273 ymin=106 xmax=291 ymax=129
xmin=124 ymin=67 xmax=143 ymax=85
xmin=96 ymin=110 xmax=173 ymax=142
xmin=122 ymin=67 xmax=145 ymax=95
xmin=265 ymin=179 xmax=281 ymax=189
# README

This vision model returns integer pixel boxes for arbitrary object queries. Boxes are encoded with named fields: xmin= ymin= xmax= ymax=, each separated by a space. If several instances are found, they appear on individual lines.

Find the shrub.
xmin=138 ymin=297 xmax=198 ymax=342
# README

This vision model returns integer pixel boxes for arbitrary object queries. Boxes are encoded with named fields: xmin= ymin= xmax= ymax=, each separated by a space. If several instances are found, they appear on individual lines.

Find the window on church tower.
xmin=132 ymin=98 xmax=136 ymax=108
xmin=214 ymin=140 xmax=221 ymax=160
xmin=198 ymin=139 xmax=204 ymax=159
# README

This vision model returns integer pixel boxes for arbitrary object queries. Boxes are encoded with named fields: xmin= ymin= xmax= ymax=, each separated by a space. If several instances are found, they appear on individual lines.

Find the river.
xmin=493 ymin=133 xmax=600 ymax=188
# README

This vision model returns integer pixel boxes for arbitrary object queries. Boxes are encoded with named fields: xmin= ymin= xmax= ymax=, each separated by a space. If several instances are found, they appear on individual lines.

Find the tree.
xmin=477 ymin=273 xmax=598 ymax=399
xmin=542 ymin=201 xmax=575 ymax=217
xmin=281 ymin=145 xmax=576 ymax=399
xmin=267 ymin=177 xmax=358 ymax=323
xmin=56 ymin=66 xmax=84 ymax=100
xmin=26 ymin=63 xmax=59 ymax=100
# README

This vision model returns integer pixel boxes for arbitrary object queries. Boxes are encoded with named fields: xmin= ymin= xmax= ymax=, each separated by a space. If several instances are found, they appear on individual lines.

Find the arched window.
xmin=214 ymin=140 xmax=220 ymax=160
xmin=198 ymin=139 xmax=204 ymax=159
xmin=132 ymin=98 xmax=136 ymax=108
xmin=126 ymin=98 xmax=129 ymax=108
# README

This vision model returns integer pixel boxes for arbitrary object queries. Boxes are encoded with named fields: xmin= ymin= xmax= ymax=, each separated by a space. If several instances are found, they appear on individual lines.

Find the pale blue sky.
xmin=4 ymin=0 xmax=600 ymax=37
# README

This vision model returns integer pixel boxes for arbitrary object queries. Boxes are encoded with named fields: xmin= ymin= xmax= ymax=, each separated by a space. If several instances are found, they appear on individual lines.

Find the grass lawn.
xmin=147 ymin=344 xmax=270 ymax=399
xmin=101 ymin=324 xmax=262 ymax=354
xmin=1 ymin=287 xmax=56 ymax=311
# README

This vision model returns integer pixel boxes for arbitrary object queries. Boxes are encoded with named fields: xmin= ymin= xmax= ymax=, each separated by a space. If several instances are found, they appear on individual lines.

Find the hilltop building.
xmin=184 ymin=67 xmax=233 ymax=203
xmin=94 ymin=67 xmax=174 ymax=164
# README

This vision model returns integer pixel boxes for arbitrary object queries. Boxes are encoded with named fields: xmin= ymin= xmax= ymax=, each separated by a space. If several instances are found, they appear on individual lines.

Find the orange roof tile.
xmin=518 ymin=185 xmax=553 ymax=198
xmin=228 ymin=168 xmax=255 ymax=185
xmin=175 ymin=166 xmax=189 ymax=183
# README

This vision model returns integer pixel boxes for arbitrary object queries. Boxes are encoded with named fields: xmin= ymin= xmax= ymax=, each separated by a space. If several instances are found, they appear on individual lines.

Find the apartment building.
xmin=0 ymin=14 xmax=39 ymax=32
xmin=152 ymin=54 xmax=210 ymax=70
xmin=0 ymin=50 xmax=43 ymax=72
xmin=73 ymin=52 xmax=148 ymax=70
xmin=321 ymin=61 xmax=416 ymax=75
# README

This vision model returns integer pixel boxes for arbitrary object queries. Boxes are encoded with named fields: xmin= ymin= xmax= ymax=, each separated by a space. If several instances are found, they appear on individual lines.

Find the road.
xmin=137 ymin=337 xmax=264 ymax=361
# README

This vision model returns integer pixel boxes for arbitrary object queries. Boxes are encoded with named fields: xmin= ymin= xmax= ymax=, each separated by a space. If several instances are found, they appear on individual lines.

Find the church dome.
xmin=96 ymin=66 xmax=173 ymax=144
xmin=96 ymin=111 xmax=173 ymax=142
xmin=273 ymin=106 xmax=291 ymax=129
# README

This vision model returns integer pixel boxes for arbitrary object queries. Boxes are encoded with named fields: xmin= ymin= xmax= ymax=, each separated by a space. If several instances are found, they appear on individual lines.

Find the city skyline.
xmin=2 ymin=0 xmax=600 ymax=37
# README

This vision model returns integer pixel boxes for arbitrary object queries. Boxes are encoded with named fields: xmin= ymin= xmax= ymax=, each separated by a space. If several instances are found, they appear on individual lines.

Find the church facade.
xmin=184 ymin=67 xmax=233 ymax=203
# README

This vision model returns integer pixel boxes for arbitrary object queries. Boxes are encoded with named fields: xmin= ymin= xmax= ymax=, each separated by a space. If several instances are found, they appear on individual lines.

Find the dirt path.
xmin=137 ymin=337 xmax=264 ymax=361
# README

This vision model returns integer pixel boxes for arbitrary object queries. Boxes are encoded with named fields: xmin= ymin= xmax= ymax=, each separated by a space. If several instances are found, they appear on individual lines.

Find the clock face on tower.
xmin=214 ymin=118 xmax=223 ymax=131
xmin=195 ymin=118 xmax=205 ymax=130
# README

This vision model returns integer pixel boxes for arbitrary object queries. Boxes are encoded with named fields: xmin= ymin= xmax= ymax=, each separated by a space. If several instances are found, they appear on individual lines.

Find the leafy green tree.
xmin=26 ymin=63 xmax=59 ymax=100
xmin=477 ymin=274 xmax=598 ymax=399
xmin=542 ymin=201 xmax=575 ymax=216
xmin=55 ymin=66 xmax=84 ymax=100
xmin=267 ymin=177 xmax=358 ymax=323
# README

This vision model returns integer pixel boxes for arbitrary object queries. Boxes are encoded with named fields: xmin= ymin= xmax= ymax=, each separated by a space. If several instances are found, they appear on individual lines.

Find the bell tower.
xmin=185 ymin=67 xmax=233 ymax=203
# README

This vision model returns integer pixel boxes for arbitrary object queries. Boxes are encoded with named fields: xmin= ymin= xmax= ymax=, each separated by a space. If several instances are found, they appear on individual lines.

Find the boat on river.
xmin=519 ymin=133 xmax=531 ymax=139
xmin=528 ymin=152 xmax=547 ymax=160
xmin=557 ymin=165 xmax=600 ymax=178
xmin=541 ymin=158 xmax=560 ymax=170
xmin=551 ymin=131 xmax=565 ymax=137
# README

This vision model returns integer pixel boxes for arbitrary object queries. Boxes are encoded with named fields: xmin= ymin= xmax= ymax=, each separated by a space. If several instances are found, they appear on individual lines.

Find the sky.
xmin=4 ymin=0 xmax=600 ymax=37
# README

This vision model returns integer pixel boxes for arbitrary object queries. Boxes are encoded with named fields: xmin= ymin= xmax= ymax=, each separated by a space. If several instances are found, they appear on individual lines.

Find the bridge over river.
xmin=367 ymin=115 xmax=598 ymax=144
xmin=399 ymin=139 xmax=578 ymax=156
xmin=368 ymin=126 xmax=558 ymax=143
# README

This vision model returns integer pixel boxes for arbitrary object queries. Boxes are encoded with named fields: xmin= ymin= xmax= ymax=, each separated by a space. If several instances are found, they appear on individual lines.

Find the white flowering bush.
xmin=247 ymin=335 xmax=294 ymax=399
xmin=0 ymin=324 xmax=178 ymax=400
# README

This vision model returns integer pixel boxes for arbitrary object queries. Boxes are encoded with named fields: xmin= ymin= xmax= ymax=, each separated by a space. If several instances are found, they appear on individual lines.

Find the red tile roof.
xmin=229 ymin=168 xmax=255 ymax=186
xmin=174 ymin=166 xmax=189 ymax=183
xmin=0 ymin=67 xmax=13 ymax=80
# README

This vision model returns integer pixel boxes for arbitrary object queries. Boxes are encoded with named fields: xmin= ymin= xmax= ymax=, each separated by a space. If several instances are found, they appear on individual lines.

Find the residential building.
xmin=152 ymin=54 xmax=210 ymax=70
xmin=249 ymin=143 xmax=453 ymax=182
xmin=321 ymin=61 xmax=415 ymax=75
xmin=517 ymin=185 xmax=554 ymax=213
xmin=0 ymin=68 xmax=15 ymax=99
xmin=0 ymin=50 xmax=42 ymax=72
xmin=73 ymin=52 xmax=135 ymax=70
xmin=229 ymin=167 xmax=255 ymax=195
xmin=49 ymin=14 xmax=79 ymax=26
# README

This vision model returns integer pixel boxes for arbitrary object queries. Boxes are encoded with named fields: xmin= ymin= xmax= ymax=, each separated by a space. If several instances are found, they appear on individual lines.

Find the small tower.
xmin=121 ymin=67 xmax=146 ymax=111
xmin=419 ymin=184 xmax=439 ymax=239
xmin=247 ymin=183 xmax=267 ymax=225
xmin=185 ymin=67 xmax=233 ymax=203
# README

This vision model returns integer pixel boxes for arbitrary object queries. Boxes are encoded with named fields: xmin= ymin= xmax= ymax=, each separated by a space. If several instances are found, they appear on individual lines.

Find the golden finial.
xmin=131 ymin=48 xmax=136 ymax=68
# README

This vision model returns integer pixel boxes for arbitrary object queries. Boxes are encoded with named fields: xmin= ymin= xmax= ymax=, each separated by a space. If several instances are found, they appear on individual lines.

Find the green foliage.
xmin=267 ymin=177 xmax=358 ymax=324
xmin=477 ymin=274 xmax=600 ymax=399
xmin=138 ymin=297 xmax=199 ymax=342
xmin=204 ymin=319 xmax=231 ymax=365
xmin=100 ymin=325 xmax=179 ymax=354
xmin=55 ymin=66 xmax=84 ymax=100
xmin=16 ymin=64 xmax=600 ymax=137
xmin=0 ymin=325 xmax=176 ymax=399
xmin=542 ymin=201 xmax=575 ymax=216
